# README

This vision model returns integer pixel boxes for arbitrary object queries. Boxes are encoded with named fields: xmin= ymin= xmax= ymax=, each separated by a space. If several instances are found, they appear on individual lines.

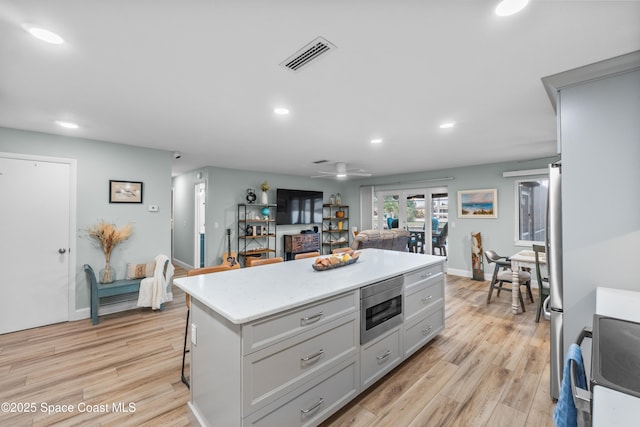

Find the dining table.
xmin=509 ymin=249 xmax=546 ymax=314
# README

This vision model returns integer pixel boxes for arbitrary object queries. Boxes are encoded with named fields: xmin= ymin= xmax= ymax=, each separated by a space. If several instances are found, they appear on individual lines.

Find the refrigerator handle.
xmin=570 ymin=327 xmax=593 ymax=424
xmin=542 ymin=296 xmax=551 ymax=320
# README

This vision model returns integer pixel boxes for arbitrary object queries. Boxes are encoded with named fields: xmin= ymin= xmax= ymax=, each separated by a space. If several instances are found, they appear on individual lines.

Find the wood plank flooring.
xmin=0 ymin=268 xmax=555 ymax=426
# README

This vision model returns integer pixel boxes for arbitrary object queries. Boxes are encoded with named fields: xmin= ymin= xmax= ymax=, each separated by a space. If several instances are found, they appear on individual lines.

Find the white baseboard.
xmin=172 ymin=258 xmax=192 ymax=270
xmin=71 ymin=292 xmax=174 ymax=321
xmin=72 ymin=307 xmax=90 ymax=321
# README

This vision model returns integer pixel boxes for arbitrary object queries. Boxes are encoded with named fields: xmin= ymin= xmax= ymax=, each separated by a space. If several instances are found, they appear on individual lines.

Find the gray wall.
xmin=0 ymin=127 xmax=172 ymax=312
xmin=560 ymin=69 xmax=640 ymax=347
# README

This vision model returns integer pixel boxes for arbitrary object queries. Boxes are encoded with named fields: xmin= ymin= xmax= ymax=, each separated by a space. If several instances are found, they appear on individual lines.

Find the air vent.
xmin=280 ymin=37 xmax=336 ymax=72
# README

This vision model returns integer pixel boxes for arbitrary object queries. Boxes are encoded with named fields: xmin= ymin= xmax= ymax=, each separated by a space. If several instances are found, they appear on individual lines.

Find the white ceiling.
xmin=1 ymin=1 xmax=639 ymax=178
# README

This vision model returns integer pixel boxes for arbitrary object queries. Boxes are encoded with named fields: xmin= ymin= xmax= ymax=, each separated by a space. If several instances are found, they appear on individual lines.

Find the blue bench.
xmin=84 ymin=261 xmax=168 ymax=325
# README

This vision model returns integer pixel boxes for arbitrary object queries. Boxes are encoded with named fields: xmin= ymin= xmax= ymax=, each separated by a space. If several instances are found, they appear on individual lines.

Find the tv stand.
xmin=283 ymin=233 xmax=321 ymax=261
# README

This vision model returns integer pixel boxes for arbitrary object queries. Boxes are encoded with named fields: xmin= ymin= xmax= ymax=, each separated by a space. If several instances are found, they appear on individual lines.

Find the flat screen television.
xmin=276 ymin=188 xmax=323 ymax=225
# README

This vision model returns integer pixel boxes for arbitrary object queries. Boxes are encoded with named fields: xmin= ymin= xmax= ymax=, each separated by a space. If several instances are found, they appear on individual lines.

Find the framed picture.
xmin=109 ymin=180 xmax=143 ymax=203
xmin=458 ymin=189 xmax=498 ymax=218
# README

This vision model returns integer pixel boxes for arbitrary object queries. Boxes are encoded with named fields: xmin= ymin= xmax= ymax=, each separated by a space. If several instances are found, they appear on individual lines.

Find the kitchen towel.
xmin=553 ymin=343 xmax=587 ymax=427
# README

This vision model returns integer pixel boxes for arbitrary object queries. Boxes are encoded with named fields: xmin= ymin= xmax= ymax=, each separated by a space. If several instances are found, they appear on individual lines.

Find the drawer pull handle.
xmin=301 ymin=349 xmax=324 ymax=362
xmin=301 ymin=397 xmax=324 ymax=414
xmin=376 ymin=350 xmax=391 ymax=361
xmin=421 ymin=325 xmax=433 ymax=335
xmin=421 ymin=295 xmax=433 ymax=303
xmin=420 ymin=272 xmax=433 ymax=279
xmin=300 ymin=311 xmax=324 ymax=325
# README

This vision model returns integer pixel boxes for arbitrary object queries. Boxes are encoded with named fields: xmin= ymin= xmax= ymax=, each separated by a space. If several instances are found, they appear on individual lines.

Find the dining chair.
xmin=432 ymin=222 xmax=448 ymax=256
xmin=294 ymin=251 xmax=320 ymax=260
xmin=533 ymin=244 xmax=550 ymax=322
xmin=245 ymin=256 xmax=284 ymax=267
xmin=484 ymin=249 xmax=533 ymax=312
xmin=408 ymin=229 xmax=425 ymax=254
xmin=182 ymin=263 xmax=239 ymax=388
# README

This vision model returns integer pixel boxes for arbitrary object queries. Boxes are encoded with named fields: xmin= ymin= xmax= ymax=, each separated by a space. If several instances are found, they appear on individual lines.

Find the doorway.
xmin=0 ymin=154 xmax=75 ymax=334
xmin=373 ymin=187 xmax=447 ymax=254
xmin=194 ymin=182 xmax=206 ymax=268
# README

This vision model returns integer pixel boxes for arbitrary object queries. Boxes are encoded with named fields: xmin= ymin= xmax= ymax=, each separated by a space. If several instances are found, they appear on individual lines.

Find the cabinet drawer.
xmin=404 ymin=276 xmax=444 ymax=322
xmin=243 ymin=291 xmax=358 ymax=355
xmin=243 ymin=315 xmax=357 ymax=414
xmin=404 ymin=304 xmax=444 ymax=358
xmin=244 ymin=359 xmax=359 ymax=427
xmin=360 ymin=327 xmax=402 ymax=390
xmin=404 ymin=264 xmax=443 ymax=290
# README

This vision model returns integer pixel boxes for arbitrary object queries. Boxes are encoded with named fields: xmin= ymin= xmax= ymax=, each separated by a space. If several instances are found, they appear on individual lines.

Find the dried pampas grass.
xmin=87 ymin=220 xmax=133 ymax=282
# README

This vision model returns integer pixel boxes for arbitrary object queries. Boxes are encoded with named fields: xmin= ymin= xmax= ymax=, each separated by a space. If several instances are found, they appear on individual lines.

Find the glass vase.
xmin=99 ymin=263 xmax=116 ymax=283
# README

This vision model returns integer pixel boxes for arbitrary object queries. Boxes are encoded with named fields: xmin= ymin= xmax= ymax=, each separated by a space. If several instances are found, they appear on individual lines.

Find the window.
xmin=515 ymin=177 xmax=548 ymax=245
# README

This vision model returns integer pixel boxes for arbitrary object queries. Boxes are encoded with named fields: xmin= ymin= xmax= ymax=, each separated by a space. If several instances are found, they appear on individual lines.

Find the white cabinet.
xmin=189 ymin=290 xmax=359 ymax=427
xmin=242 ymin=314 xmax=358 ymax=414
xmin=360 ymin=326 xmax=403 ymax=390
xmin=244 ymin=359 xmax=359 ymax=427
xmin=403 ymin=264 xmax=445 ymax=358
xmin=242 ymin=291 xmax=358 ymax=355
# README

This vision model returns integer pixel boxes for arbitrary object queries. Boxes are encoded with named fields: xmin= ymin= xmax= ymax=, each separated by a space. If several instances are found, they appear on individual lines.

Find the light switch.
xmin=191 ymin=323 xmax=197 ymax=346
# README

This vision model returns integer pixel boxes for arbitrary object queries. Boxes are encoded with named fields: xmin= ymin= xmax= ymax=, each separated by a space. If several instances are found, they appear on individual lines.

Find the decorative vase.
xmin=261 ymin=191 xmax=268 ymax=205
xmin=336 ymin=193 xmax=342 ymax=205
xmin=99 ymin=263 xmax=116 ymax=283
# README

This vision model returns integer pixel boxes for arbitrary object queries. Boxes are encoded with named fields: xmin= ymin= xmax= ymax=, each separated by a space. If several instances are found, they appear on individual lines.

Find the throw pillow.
xmin=126 ymin=261 xmax=156 ymax=279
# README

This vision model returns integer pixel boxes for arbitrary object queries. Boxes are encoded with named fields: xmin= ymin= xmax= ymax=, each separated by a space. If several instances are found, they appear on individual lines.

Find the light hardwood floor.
xmin=0 ymin=269 xmax=555 ymax=426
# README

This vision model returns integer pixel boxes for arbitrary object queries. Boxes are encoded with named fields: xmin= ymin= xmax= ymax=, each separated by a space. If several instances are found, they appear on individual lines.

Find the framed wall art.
xmin=458 ymin=188 xmax=497 ymax=218
xmin=109 ymin=180 xmax=143 ymax=203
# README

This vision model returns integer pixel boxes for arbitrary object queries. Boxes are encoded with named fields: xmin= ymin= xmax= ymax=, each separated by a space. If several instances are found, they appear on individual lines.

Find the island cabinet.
xmin=403 ymin=263 xmax=445 ymax=358
xmin=177 ymin=249 xmax=446 ymax=427
xmin=189 ymin=290 xmax=360 ymax=427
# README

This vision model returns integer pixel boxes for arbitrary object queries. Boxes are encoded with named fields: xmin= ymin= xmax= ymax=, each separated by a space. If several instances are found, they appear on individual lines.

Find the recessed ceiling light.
xmin=22 ymin=24 xmax=64 ymax=44
xmin=56 ymin=120 xmax=79 ymax=129
xmin=273 ymin=107 xmax=290 ymax=115
xmin=494 ymin=0 xmax=529 ymax=17
xmin=370 ymin=138 xmax=383 ymax=144
xmin=439 ymin=122 xmax=456 ymax=129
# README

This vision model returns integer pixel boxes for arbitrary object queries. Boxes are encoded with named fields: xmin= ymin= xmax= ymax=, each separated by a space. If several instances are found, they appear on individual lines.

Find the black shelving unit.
xmin=237 ymin=204 xmax=277 ymax=266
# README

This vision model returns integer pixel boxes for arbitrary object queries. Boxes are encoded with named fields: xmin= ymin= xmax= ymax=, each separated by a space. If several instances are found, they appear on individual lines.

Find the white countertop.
xmin=596 ymin=287 xmax=640 ymax=323
xmin=174 ymin=248 xmax=444 ymax=324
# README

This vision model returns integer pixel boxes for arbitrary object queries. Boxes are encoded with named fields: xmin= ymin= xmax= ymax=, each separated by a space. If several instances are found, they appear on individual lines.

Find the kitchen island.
xmin=174 ymin=248 xmax=446 ymax=427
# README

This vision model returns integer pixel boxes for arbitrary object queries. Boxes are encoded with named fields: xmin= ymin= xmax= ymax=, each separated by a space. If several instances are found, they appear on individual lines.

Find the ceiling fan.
xmin=311 ymin=162 xmax=372 ymax=179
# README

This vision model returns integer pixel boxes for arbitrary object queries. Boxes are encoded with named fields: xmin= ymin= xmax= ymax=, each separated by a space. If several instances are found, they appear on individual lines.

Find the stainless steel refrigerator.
xmin=546 ymin=161 xmax=563 ymax=400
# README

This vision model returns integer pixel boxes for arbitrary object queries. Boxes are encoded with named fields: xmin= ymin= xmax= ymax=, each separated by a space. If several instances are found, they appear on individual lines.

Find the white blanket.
xmin=137 ymin=254 xmax=174 ymax=310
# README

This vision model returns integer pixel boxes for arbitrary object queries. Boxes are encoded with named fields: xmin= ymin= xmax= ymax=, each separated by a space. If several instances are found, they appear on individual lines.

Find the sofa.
xmin=351 ymin=229 xmax=410 ymax=252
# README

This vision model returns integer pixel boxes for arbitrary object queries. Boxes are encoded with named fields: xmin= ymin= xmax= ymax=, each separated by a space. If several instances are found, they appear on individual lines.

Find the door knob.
xmin=58 ymin=248 xmax=67 ymax=254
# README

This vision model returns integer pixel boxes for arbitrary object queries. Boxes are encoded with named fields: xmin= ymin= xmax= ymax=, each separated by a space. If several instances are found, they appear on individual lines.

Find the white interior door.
xmin=0 ymin=156 xmax=70 ymax=334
